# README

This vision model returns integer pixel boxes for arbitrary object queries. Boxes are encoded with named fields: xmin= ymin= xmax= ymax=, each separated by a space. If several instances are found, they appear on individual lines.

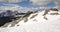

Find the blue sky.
xmin=0 ymin=0 xmax=56 ymax=8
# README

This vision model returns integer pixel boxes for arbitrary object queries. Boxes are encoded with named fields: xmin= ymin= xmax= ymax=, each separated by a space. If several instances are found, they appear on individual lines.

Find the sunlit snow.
xmin=0 ymin=10 xmax=60 ymax=32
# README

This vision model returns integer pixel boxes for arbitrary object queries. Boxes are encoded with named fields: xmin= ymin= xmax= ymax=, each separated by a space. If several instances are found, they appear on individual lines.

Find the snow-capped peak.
xmin=0 ymin=8 xmax=60 ymax=32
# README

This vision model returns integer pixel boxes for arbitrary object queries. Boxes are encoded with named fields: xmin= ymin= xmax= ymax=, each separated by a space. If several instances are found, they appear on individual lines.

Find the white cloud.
xmin=30 ymin=0 xmax=52 ymax=6
xmin=30 ymin=0 xmax=60 ymax=7
xmin=54 ymin=0 xmax=60 ymax=6
xmin=0 ymin=0 xmax=26 ymax=3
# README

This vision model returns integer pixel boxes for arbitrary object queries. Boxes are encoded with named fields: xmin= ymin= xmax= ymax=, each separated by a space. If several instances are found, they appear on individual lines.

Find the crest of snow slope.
xmin=0 ymin=10 xmax=60 ymax=32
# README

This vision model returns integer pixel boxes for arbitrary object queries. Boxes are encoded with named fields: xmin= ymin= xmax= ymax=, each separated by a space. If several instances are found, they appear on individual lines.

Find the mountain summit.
xmin=0 ymin=8 xmax=60 ymax=32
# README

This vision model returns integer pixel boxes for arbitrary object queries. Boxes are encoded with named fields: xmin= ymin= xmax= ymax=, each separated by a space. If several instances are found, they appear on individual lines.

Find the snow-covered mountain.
xmin=0 ymin=8 xmax=60 ymax=32
xmin=0 ymin=4 xmax=51 ymax=13
xmin=0 ymin=4 xmax=36 ymax=13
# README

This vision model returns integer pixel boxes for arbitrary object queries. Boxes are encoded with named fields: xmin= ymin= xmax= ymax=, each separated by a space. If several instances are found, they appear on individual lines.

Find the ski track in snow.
xmin=0 ymin=11 xmax=60 ymax=32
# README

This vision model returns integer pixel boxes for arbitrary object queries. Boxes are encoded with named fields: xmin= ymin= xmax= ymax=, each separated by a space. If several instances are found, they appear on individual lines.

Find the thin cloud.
xmin=0 ymin=0 xmax=26 ymax=3
xmin=30 ymin=0 xmax=52 ymax=6
xmin=30 ymin=0 xmax=60 ymax=7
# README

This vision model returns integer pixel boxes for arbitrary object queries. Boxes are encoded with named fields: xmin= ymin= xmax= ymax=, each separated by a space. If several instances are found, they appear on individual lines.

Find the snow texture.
xmin=0 ymin=10 xmax=60 ymax=32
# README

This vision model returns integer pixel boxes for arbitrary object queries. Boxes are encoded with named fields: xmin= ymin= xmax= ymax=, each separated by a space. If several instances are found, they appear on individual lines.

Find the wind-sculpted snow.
xmin=0 ymin=10 xmax=60 ymax=32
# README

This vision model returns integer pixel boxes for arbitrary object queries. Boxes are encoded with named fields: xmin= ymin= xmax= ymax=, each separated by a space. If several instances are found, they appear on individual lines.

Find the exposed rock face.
xmin=43 ymin=8 xmax=58 ymax=16
xmin=43 ymin=8 xmax=59 ymax=20
xmin=50 ymin=8 xmax=58 ymax=11
xmin=0 ymin=8 xmax=59 ymax=27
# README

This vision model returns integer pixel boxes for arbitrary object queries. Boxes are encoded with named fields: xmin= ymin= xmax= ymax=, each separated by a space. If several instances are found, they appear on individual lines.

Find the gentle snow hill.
xmin=0 ymin=11 xmax=60 ymax=32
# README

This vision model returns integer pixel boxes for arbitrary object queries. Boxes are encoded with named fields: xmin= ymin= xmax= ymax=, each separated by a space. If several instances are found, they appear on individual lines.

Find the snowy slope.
xmin=0 ymin=10 xmax=60 ymax=32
